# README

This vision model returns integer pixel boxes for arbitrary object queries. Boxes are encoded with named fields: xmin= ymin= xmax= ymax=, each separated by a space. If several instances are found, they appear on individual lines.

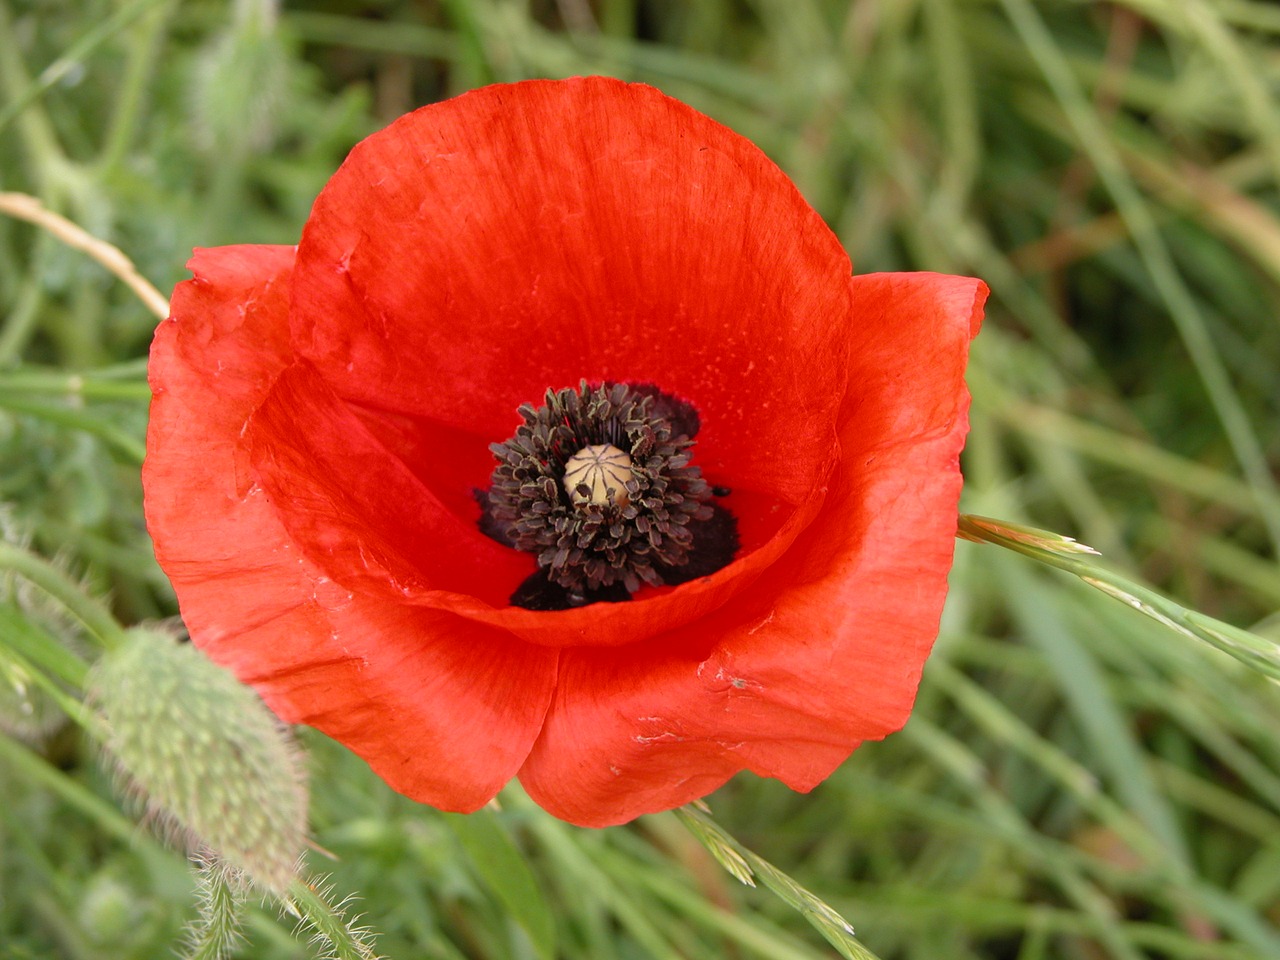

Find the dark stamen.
xmin=479 ymin=381 xmax=737 ymax=610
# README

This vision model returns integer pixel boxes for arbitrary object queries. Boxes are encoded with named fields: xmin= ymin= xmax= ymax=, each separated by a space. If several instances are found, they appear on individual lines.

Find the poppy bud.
xmin=89 ymin=628 xmax=307 ymax=893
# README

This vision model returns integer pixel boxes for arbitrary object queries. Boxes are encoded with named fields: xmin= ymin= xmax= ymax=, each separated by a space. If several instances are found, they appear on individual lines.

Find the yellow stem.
xmin=0 ymin=191 xmax=169 ymax=320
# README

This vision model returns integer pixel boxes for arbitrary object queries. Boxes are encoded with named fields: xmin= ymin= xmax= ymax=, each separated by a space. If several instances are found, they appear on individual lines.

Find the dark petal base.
xmin=508 ymin=502 xmax=739 ymax=610
xmin=628 ymin=382 xmax=701 ymax=440
xmin=511 ymin=570 xmax=633 ymax=610
xmin=473 ymin=487 xmax=516 ymax=547
xmin=654 ymin=502 xmax=739 ymax=586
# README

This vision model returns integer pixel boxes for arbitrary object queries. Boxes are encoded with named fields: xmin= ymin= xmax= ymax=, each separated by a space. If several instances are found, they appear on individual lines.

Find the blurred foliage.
xmin=1 ymin=0 xmax=1279 ymax=958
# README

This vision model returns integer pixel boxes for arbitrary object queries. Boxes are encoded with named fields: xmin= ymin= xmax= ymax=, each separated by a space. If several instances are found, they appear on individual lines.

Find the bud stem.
xmin=0 ymin=542 xmax=127 ymax=651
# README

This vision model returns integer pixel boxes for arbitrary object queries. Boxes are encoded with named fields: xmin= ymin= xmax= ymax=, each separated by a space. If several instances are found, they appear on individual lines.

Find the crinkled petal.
xmin=245 ymin=360 xmax=529 ymax=606
xmin=144 ymin=245 xmax=558 ymax=811
xmin=519 ymin=273 xmax=986 ymax=826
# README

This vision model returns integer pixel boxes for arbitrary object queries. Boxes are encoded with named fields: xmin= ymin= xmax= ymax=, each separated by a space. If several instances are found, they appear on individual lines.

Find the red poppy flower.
xmin=144 ymin=77 xmax=985 ymax=828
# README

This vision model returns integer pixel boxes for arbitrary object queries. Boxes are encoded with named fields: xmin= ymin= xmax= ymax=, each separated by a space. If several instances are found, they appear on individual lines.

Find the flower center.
xmin=563 ymin=444 xmax=633 ymax=508
xmin=478 ymin=382 xmax=738 ymax=610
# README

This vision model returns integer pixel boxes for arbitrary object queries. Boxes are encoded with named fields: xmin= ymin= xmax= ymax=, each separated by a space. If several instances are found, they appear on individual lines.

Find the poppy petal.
xmin=245 ymin=360 xmax=530 ymax=605
xmin=144 ymin=245 xmax=558 ymax=811
xmin=289 ymin=75 xmax=849 ymax=520
xmin=263 ymin=77 xmax=862 ymax=646
xmin=519 ymin=272 xmax=986 ymax=826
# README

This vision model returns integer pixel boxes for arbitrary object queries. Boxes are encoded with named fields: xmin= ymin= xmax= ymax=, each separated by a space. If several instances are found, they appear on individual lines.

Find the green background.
xmin=1 ymin=1 xmax=1278 ymax=958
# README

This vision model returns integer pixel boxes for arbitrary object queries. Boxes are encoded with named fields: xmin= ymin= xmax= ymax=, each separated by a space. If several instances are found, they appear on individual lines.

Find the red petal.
xmin=144 ymin=245 xmax=557 ymax=810
xmin=245 ymin=360 xmax=530 ymax=605
xmin=519 ymin=273 xmax=986 ymax=826
xmin=281 ymin=77 xmax=853 ymax=632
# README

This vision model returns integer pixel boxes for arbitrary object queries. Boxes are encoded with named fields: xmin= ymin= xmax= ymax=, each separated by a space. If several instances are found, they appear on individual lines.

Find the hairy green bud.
xmin=89 ymin=627 xmax=308 ymax=894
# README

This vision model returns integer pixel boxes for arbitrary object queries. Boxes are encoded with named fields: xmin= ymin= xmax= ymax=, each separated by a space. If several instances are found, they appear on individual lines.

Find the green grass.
xmin=2 ymin=1 xmax=1278 ymax=958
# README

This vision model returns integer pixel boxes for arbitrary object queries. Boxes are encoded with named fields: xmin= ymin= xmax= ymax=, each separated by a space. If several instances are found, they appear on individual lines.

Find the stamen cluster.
xmin=486 ymin=382 xmax=714 ymax=595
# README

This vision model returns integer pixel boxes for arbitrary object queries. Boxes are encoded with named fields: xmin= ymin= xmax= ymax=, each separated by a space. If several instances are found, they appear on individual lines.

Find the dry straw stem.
xmin=0 ymin=191 xmax=169 ymax=320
